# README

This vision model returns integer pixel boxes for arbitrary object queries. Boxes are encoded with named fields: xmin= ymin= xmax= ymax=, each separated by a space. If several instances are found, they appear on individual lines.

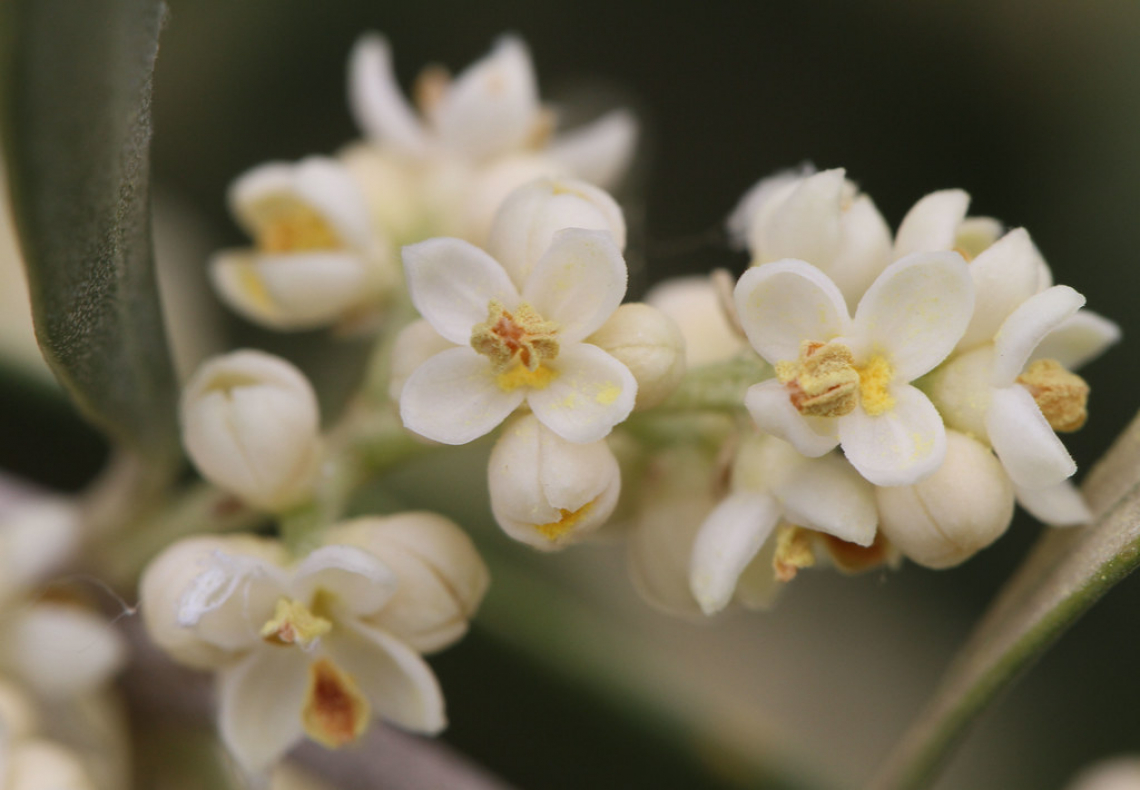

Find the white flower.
xmin=893 ymin=189 xmax=1009 ymax=264
xmin=488 ymin=414 xmax=621 ymax=550
xmin=210 ymin=157 xmax=393 ymax=331
xmin=140 ymin=521 xmax=486 ymax=776
xmin=348 ymin=33 xmax=636 ymax=181
xmin=645 ymin=276 xmax=747 ymax=367
xmin=735 ymin=253 xmax=974 ymax=486
xmin=876 ymin=431 xmax=1014 ymax=568
xmin=399 ymin=229 xmax=637 ymax=444
xmin=689 ymin=433 xmax=877 ymax=615
xmin=181 ymin=351 xmax=321 ymax=512
xmin=728 ymin=168 xmax=893 ymax=305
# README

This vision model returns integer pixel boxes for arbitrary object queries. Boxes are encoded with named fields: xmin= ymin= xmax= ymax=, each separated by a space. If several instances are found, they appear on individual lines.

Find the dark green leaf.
xmin=0 ymin=0 xmax=178 ymax=472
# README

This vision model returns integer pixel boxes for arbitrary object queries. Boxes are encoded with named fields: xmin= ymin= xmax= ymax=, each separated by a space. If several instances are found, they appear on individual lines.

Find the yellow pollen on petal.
xmin=253 ymin=198 xmax=340 ymax=253
xmin=260 ymin=598 xmax=332 ymax=649
xmin=777 ymin=340 xmax=860 ymax=418
xmin=301 ymin=658 xmax=371 ymax=749
xmin=857 ymin=355 xmax=896 ymax=417
xmin=236 ymin=266 xmax=276 ymax=313
xmin=596 ymin=383 xmax=621 ymax=405
xmin=472 ymin=300 xmax=560 ymax=373
xmin=496 ymin=363 xmax=559 ymax=392
xmin=534 ymin=501 xmax=594 ymax=542
xmin=773 ymin=525 xmax=815 ymax=582
xmin=1017 ymin=358 xmax=1089 ymax=432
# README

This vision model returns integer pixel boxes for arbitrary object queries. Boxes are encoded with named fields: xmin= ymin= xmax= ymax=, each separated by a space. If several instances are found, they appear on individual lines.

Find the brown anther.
xmin=819 ymin=532 xmax=900 ymax=575
xmin=471 ymin=301 xmax=559 ymax=373
xmin=1016 ymin=358 xmax=1089 ymax=432
xmin=302 ymin=658 xmax=370 ymax=749
xmin=773 ymin=525 xmax=815 ymax=582
xmin=775 ymin=340 xmax=859 ymax=418
xmin=413 ymin=65 xmax=450 ymax=116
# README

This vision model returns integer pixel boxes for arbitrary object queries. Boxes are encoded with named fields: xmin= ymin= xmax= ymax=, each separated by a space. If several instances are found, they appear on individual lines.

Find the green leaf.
xmin=870 ymin=410 xmax=1140 ymax=790
xmin=0 ymin=0 xmax=178 ymax=471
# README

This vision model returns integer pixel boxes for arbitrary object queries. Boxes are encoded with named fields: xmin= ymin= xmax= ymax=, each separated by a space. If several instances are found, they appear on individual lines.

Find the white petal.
xmin=403 ymin=238 xmax=519 ymax=344
xmin=726 ymin=167 xmax=810 ymax=251
xmin=991 ymin=285 xmax=1085 ymax=386
xmin=347 ymin=34 xmax=428 ymax=155
xmin=893 ymin=189 xmax=970 ymax=258
xmin=689 ymin=492 xmax=781 ymax=615
xmin=218 ymin=651 xmax=308 ymax=775
xmin=5 ymin=606 xmax=125 ymax=698
xmin=957 ymin=228 xmax=1044 ymax=351
xmin=400 ymin=347 xmax=524 ymax=444
xmin=526 ymin=344 xmax=636 ymax=443
xmin=522 ymin=228 xmax=627 ymax=343
xmin=546 ymin=109 xmax=638 ymax=189
xmin=290 ymin=157 xmax=376 ymax=251
xmin=987 ymin=384 xmax=1076 ymax=488
xmin=744 ymin=378 xmax=840 ymax=457
xmin=434 ymin=36 xmax=539 ymax=161
xmin=1015 ymin=480 xmax=1091 ymax=527
xmin=290 ymin=545 xmax=398 ymax=618
xmin=734 ymin=260 xmax=852 ymax=364
xmin=838 ymin=384 xmax=946 ymax=487
xmin=178 ymin=550 xmax=287 ymax=652
xmin=1031 ymin=309 xmax=1121 ymax=371
xmin=759 ymin=168 xmax=846 ymax=267
xmin=829 ymin=194 xmax=893 ymax=305
xmin=852 ymin=251 xmax=973 ymax=381
xmin=329 ymin=623 xmax=445 ymax=734
xmin=389 ymin=319 xmax=454 ymax=401
xmin=776 ymin=454 xmax=877 ymax=546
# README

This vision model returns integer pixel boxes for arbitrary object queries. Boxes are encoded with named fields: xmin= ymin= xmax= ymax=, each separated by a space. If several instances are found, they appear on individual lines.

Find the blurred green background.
xmin=5 ymin=1 xmax=1140 ymax=788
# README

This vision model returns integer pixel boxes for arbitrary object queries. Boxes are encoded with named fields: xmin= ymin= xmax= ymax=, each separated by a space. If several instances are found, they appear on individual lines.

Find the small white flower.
xmin=210 ymin=157 xmax=393 ymax=331
xmin=876 ymin=431 xmax=1014 ymax=568
xmin=728 ymin=168 xmax=893 ymax=305
xmin=690 ymin=433 xmax=877 ymax=615
xmin=399 ymin=229 xmax=637 ymax=444
xmin=141 ymin=523 xmax=486 ymax=776
xmin=488 ymin=414 xmax=621 ymax=550
xmin=645 ymin=276 xmax=747 ymax=367
xmin=181 ymin=351 xmax=321 ymax=512
xmin=735 ymin=253 xmax=974 ymax=486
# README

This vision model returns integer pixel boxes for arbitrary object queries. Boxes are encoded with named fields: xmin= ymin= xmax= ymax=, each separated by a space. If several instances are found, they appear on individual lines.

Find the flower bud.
xmin=181 ymin=351 xmax=321 ymax=511
xmin=487 ymin=175 xmax=625 ymax=285
xmin=488 ymin=414 xmax=620 ymax=551
xmin=140 ymin=534 xmax=288 ymax=669
xmin=8 ymin=740 xmax=96 ymax=790
xmin=0 ymin=498 xmax=79 ymax=607
xmin=645 ymin=276 xmax=745 ymax=367
xmin=587 ymin=303 xmax=685 ymax=410
xmin=324 ymin=513 xmax=490 ymax=653
xmin=876 ymin=431 xmax=1014 ymax=569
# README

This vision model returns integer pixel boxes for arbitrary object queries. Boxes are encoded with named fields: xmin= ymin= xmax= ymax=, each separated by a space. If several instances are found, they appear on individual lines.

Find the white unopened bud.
xmin=181 ymin=351 xmax=321 ymax=511
xmin=8 ymin=740 xmax=96 ymax=790
xmin=488 ymin=415 xmax=620 ymax=551
xmin=587 ymin=303 xmax=685 ymax=410
xmin=645 ymin=276 xmax=745 ymax=367
xmin=325 ymin=513 xmax=490 ymax=653
xmin=462 ymin=154 xmax=571 ymax=246
xmin=0 ymin=498 xmax=79 ymax=607
xmin=876 ymin=431 xmax=1014 ymax=569
xmin=140 ymin=534 xmax=288 ymax=669
xmin=487 ymin=175 xmax=625 ymax=285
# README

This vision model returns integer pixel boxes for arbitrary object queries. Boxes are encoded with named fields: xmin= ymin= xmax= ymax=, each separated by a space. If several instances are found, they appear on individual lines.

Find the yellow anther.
xmin=302 ymin=658 xmax=370 ymax=749
xmin=472 ymin=301 xmax=560 ymax=372
xmin=857 ymin=355 xmax=896 ymax=417
xmin=1017 ymin=358 xmax=1089 ymax=432
xmin=776 ymin=340 xmax=860 ymax=418
xmin=773 ymin=525 xmax=815 ymax=582
xmin=253 ymin=198 xmax=340 ymax=253
xmin=534 ymin=502 xmax=593 ymax=542
xmin=260 ymin=598 xmax=332 ymax=648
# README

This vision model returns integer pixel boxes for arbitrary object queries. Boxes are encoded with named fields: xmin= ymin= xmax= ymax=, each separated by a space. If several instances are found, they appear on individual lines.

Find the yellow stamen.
xmin=1016 ymin=358 xmax=1089 ymax=432
xmin=534 ymin=501 xmax=593 ymax=542
xmin=857 ymin=355 xmax=896 ymax=417
xmin=773 ymin=525 xmax=815 ymax=582
xmin=302 ymin=658 xmax=370 ymax=749
xmin=260 ymin=598 xmax=332 ymax=649
xmin=253 ymin=198 xmax=340 ymax=253
xmin=776 ymin=340 xmax=860 ymax=418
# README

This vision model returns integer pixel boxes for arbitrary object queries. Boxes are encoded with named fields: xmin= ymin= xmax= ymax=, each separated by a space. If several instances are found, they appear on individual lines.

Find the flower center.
xmin=471 ymin=300 xmax=561 ymax=390
xmin=1016 ymin=358 xmax=1089 ymax=432
xmin=302 ymin=657 xmax=371 ymax=749
xmin=260 ymin=598 xmax=332 ymax=649
xmin=776 ymin=341 xmax=897 ymax=418
xmin=253 ymin=198 xmax=340 ymax=253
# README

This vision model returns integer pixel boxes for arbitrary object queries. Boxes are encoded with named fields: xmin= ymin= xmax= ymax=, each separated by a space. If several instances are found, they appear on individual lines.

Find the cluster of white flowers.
xmin=133 ymin=30 xmax=1121 ymax=782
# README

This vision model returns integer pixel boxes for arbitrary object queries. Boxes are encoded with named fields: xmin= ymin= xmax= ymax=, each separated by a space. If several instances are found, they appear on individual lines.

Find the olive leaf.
xmin=0 ymin=0 xmax=178 ymax=473
xmin=870 ymin=409 xmax=1140 ymax=790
